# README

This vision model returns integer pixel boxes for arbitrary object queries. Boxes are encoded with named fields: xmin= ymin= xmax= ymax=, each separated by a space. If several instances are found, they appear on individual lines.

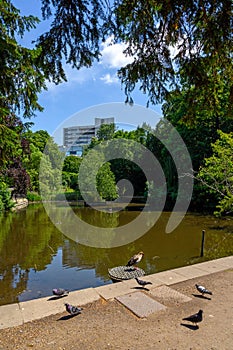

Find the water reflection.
xmin=0 ymin=204 xmax=232 ymax=306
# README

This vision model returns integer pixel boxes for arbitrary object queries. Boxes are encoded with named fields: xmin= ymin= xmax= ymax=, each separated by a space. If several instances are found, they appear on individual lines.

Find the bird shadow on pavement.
xmin=57 ymin=314 xmax=80 ymax=321
xmin=131 ymin=286 xmax=150 ymax=291
xmin=180 ymin=323 xmax=199 ymax=330
xmin=192 ymin=293 xmax=211 ymax=300
xmin=47 ymin=295 xmax=68 ymax=301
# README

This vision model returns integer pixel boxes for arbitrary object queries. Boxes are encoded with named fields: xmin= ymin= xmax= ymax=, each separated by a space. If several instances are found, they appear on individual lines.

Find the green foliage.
xmin=63 ymin=156 xmax=82 ymax=173
xmin=39 ymin=139 xmax=64 ymax=199
xmin=78 ymin=148 xmax=118 ymax=202
xmin=115 ymin=0 xmax=233 ymax=117
xmin=36 ymin=0 xmax=110 ymax=84
xmin=96 ymin=162 xmax=118 ymax=201
xmin=26 ymin=191 xmax=42 ymax=202
xmin=22 ymin=130 xmax=58 ymax=192
xmin=1 ymin=1 xmax=232 ymax=126
xmin=54 ymin=190 xmax=80 ymax=201
xmin=62 ymin=171 xmax=79 ymax=191
xmin=0 ymin=181 xmax=14 ymax=211
xmin=97 ymin=123 xmax=116 ymax=141
xmin=0 ymin=0 xmax=46 ymax=118
xmin=0 ymin=119 xmax=20 ymax=168
xmin=198 ymin=131 xmax=233 ymax=216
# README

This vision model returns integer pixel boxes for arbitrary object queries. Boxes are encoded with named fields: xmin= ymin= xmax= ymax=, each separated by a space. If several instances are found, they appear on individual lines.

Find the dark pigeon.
xmin=195 ymin=284 xmax=212 ymax=296
xmin=182 ymin=309 xmax=203 ymax=326
xmin=65 ymin=303 xmax=83 ymax=316
xmin=52 ymin=288 xmax=69 ymax=297
xmin=135 ymin=277 xmax=152 ymax=287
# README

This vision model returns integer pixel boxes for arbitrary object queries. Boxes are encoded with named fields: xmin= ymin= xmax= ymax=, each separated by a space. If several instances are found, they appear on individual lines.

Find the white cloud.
xmin=100 ymin=35 xmax=134 ymax=68
xmin=100 ymin=73 xmax=119 ymax=84
xmin=44 ymin=36 xmax=134 ymax=93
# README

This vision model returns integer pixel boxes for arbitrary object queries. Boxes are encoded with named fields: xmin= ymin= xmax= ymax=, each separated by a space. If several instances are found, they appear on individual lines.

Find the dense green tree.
xmin=96 ymin=123 xmax=117 ymax=141
xmin=96 ymin=162 xmax=118 ymax=201
xmin=0 ymin=115 xmax=32 ymax=196
xmin=78 ymin=148 xmax=118 ymax=202
xmin=62 ymin=155 xmax=82 ymax=191
xmin=0 ymin=180 xmax=14 ymax=211
xmin=0 ymin=0 xmax=46 ymax=118
xmin=33 ymin=1 xmax=232 ymax=118
xmin=21 ymin=130 xmax=50 ymax=191
xmin=39 ymin=136 xmax=64 ymax=198
xmin=111 ymin=130 xmax=148 ymax=197
xmin=0 ymin=115 xmax=21 ymax=168
xmin=26 ymin=130 xmax=51 ymax=152
xmin=115 ymin=1 xmax=233 ymax=115
xmin=197 ymin=131 xmax=233 ymax=216
xmin=162 ymin=87 xmax=233 ymax=169
xmin=160 ymin=81 xmax=233 ymax=210
xmin=63 ymin=155 xmax=82 ymax=173
xmin=2 ymin=1 xmax=232 ymax=122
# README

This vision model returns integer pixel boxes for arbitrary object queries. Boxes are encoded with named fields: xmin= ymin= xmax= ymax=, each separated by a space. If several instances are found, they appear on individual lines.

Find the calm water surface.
xmin=0 ymin=203 xmax=232 ymax=306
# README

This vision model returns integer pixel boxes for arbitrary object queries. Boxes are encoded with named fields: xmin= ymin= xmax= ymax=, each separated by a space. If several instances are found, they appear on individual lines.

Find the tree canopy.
xmin=0 ymin=0 xmax=46 ymax=118
xmin=39 ymin=1 xmax=233 ymax=117
xmin=198 ymin=131 xmax=233 ymax=216
xmin=1 ymin=1 xmax=232 ymax=120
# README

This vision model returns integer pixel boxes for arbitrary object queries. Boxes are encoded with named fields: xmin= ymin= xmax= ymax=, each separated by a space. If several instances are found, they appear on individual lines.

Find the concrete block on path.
xmin=115 ymin=291 xmax=166 ymax=318
xmin=149 ymin=285 xmax=192 ymax=307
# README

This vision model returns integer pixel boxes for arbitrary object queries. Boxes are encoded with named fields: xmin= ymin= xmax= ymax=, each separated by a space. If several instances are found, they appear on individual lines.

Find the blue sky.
xmin=13 ymin=0 xmax=162 ymax=145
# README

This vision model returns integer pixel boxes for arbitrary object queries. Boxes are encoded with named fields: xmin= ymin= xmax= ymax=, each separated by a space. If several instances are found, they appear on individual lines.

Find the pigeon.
xmin=182 ymin=309 xmax=203 ymax=326
xmin=195 ymin=284 xmax=212 ymax=296
xmin=126 ymin=251 xmax=144 ymax=269
xmin=65 ymin=303 xmax=83 ymax=315
xmin=52 ymin=288 xmax=69 ymax=297
xmin=135 ymin=277 xmax=152 ymax=287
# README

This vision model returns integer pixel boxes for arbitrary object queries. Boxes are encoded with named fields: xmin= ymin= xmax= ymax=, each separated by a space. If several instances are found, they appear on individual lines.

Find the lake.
xmin=0 ymin=203 xmax=232 ymax=306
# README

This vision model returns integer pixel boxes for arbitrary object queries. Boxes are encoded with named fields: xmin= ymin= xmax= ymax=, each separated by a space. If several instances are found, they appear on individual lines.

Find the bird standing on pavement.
xmin=52 ymin=288 xmax=69 ymax=297
xmin=182 ymin=309 xmax=203 ymax=326
xmin=65 ymin=303 xmax=83 ymax=316
xmin=135 ymin=277 xmax=152 ymax=287
xmin=195 ymin=284 xmax=212 ymax=296
xmin=126 ymin=251 xmax=144 ymax=269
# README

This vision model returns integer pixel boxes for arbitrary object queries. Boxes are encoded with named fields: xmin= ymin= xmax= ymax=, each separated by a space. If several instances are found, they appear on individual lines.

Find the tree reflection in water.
xmin=0 ymin=204 xmax=232 ymax=306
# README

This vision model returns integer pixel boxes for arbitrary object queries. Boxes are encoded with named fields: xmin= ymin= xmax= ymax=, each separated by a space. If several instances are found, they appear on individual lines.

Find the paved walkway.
xmin=1 ymin=256 xmax=232 ymax=329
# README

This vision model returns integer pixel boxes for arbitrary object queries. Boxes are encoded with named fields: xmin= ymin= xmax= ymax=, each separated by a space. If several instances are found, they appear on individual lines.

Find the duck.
xmin=126 ymin=251 xmax=144 ymax=269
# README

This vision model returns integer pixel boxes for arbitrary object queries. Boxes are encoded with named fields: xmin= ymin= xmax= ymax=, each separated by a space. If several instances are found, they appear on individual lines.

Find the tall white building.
xmin=63 ymin=117 xmax=114 ymax=155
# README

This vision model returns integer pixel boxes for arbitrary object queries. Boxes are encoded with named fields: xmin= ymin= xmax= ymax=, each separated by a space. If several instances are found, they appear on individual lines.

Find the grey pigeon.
xmin=65 ymin=303 xmax=83 ymax=315
xmin=135 ymin=277 xmax=152 ymax=287
xmin=195 ymin=284 xmax=212 ymax=296
xmin=126 ymin=251 xmax=144 ymax=269
xmin=182 ymin=309 xmax=203 ymax=326
xmin=52 ymin=288 xmax=69 ymax=296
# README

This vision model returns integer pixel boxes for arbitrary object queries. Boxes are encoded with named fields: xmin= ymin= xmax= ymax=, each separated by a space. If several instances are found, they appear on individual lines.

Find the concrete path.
xmin=0 ymin=256 xmax=232 ymax=329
